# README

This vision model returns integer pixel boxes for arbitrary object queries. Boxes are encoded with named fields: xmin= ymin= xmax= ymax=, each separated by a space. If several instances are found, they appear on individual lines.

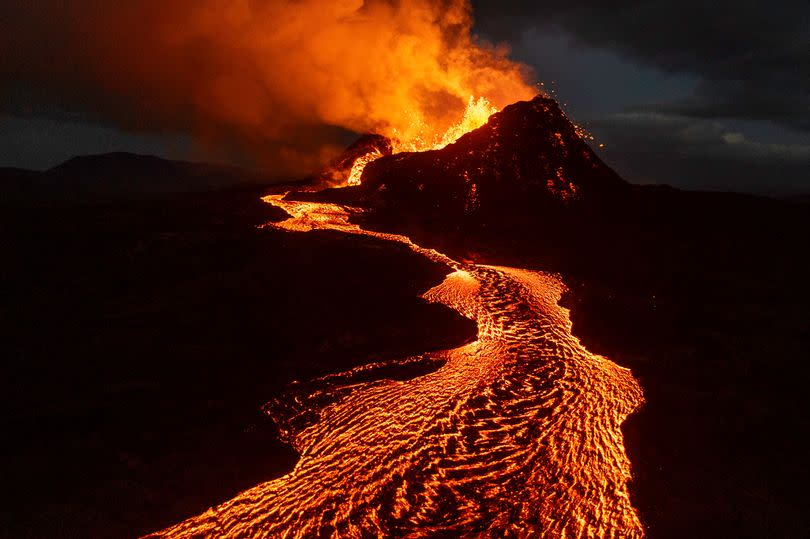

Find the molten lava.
xmin=347 ymin=96 xmax=499 ymax=185
xmin=145 ymin=195 xmax=645 ymax=538
xmin=347 ymin=148 xmax=383 ymax=187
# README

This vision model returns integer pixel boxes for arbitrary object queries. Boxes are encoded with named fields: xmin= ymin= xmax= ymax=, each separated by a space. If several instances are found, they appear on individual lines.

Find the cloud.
xmin=0 ymin=0 xmax=535 ymax=174
xmin=590 ymin=112 xmax=810 ymax=193
xmin=639 ymin=79 xmax=810 ymax=132
xmin=472 ymin=1 xmax=810 ymax=131
xmin=0 ymin=114 xmax=191 ymax=171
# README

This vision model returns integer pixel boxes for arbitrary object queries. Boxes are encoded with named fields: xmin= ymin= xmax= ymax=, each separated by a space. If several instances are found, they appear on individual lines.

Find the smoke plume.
xmin=1 ymin=0 xmax=536 ymax=173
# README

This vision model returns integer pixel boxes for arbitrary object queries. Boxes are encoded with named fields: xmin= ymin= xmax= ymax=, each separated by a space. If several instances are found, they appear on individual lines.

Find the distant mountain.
xmin=1 ymin=152 xmax=285 ymax=206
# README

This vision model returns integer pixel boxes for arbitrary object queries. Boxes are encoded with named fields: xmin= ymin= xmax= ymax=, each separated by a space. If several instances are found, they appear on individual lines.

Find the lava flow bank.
xmin=147 ymin=96 xmax=646 ymax=538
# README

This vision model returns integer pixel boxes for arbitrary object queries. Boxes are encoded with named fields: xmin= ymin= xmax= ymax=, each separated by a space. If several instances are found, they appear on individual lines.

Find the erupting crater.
xmin=322 ymin=96 xmax=500 ymax=188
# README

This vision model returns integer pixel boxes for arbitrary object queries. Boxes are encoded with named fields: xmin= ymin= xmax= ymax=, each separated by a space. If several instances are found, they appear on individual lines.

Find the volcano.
xmin=300 ymin=95 xmax=626 ymax=214
xmin=3 ymin=93 xmax=810 ymax=539
xmin=358 ymin=95 xmax=627 ymax=213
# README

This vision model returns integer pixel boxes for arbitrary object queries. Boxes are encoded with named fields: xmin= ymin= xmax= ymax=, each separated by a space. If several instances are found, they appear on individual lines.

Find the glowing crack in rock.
xmin=146 ymin=194 xmax=645 ymax=538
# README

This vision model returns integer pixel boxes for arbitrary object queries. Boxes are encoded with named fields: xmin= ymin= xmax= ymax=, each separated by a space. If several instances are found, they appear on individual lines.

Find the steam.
xmin=1 ymin=0 xmax=535 ymax=173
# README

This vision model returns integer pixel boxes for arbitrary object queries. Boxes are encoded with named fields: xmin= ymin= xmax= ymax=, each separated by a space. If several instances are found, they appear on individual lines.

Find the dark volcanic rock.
xmin=357 ymin=95 xmax=627 ymax=219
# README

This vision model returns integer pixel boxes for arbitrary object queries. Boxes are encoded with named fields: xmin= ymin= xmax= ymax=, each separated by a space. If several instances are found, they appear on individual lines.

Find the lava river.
xmin=146 ymin=194 xmax=645 ymax=538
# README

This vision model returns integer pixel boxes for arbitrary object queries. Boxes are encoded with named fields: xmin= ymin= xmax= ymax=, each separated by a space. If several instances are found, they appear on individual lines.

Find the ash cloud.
xmin=0 ymin=0 xmax=534 ymax=174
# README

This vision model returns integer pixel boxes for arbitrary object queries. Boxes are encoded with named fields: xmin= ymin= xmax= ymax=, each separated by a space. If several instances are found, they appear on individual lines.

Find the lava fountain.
xmin=145 ymin=194 xmax=645 ymax=538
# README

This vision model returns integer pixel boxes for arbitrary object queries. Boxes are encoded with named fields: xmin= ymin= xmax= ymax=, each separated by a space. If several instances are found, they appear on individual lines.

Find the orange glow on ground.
xmin=145 ymin=194 xmax=646 ymax=538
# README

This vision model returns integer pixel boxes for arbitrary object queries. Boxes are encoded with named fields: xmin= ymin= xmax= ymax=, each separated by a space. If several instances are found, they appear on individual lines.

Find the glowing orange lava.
xmin=145 ymin=194 xmax=646 ymax=538
xmin=348 ymin=96 xmax=499 ymax=185
xmin=347 ymin=148 xmax=383 ymax=186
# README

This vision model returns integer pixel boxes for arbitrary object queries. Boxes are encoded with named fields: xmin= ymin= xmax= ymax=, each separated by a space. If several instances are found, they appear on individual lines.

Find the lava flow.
xmin=146 ymin=195 xmax=645 ymax=538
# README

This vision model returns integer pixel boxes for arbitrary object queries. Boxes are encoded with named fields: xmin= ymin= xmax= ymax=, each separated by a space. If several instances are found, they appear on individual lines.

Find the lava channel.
xmin=145 ymin=194 xmax=645 ymax=538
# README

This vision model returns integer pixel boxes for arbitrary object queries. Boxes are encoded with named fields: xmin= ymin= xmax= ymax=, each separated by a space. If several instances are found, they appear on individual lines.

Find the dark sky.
xmin=2 ymin=1 xmax=808 ymax=194
xmin=471 ymin=0 xmax=810 ymax=194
